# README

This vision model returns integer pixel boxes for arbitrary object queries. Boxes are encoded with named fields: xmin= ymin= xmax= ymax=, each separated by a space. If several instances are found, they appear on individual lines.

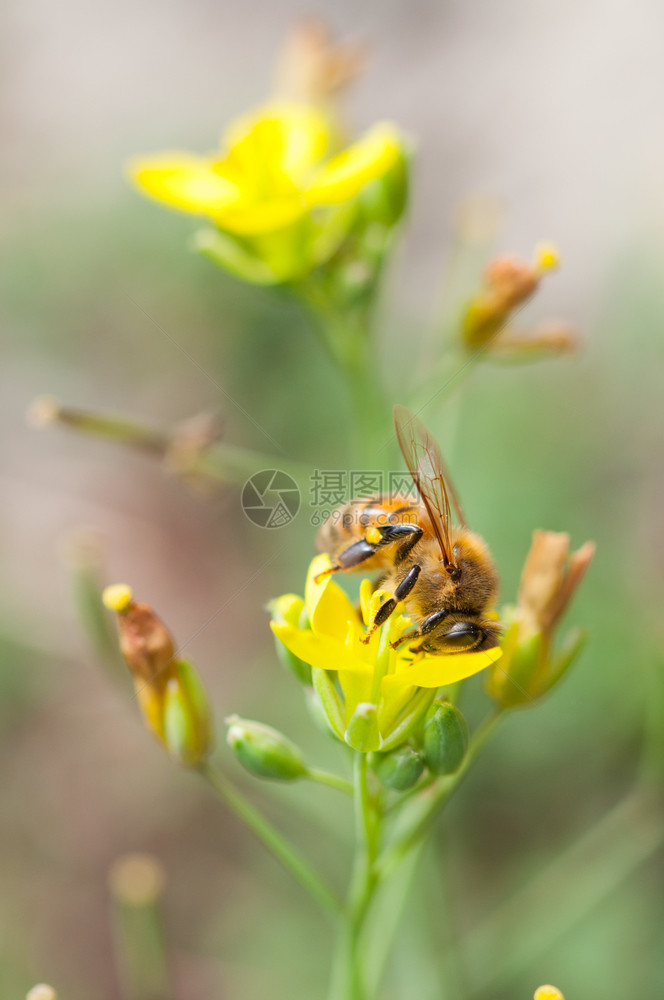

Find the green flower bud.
xmin=541 ymin=627 xmax=588 ymax=698
xmin=486 ymin=625 xmax=544 ymax=709
xmin=163 ymin=661 xmax=214 ymax=768
xmin=305 ymin=686 xmax=339 ymax=739
xmin=378 ymin=687 xmax=437 ymax=752
xmin=369 ymin=744 xmax=424 ymax=791
xmin=344 ymin=702 xmax=380 ymax=752
xmin=359 ymin=142 xmax=410 ymax=231
xmin=192 ymin=228 xmax=280 ymax=286
xmin=226 ymin=716 xmax=307 ymax=781
xmin=311 ymin=667 xmax=345 ymax=740
xmin=487 ymin=532 xmax=595 ymax=709
xmin=423 ymin=700 xmax=469 ymax=776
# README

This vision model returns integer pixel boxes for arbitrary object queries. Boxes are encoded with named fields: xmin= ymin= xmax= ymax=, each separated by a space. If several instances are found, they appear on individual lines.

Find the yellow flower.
xmin=534 ymin=987 xmax=565 ymax=1000
xmin=271 ymin=554 xmax=501 ymax=751
xmin=129 ymin=102 xmax=406 ymax=283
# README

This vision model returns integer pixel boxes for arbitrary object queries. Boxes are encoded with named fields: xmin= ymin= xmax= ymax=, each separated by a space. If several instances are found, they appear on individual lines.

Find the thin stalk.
xmin=409 ymin=346 xmax=482 ymax=420
xmin=31 ymin=398 xmax=309 ymax=488
xmin=430 ymin=833 xmax=472 ymax=1000
xmin=294 ymin=285 xmax=387 ymax=465
xmin=307 ymin=767 xmax=354 ymax=796
xmin=329 ymin=753 xmax=381 ymax=1000
xmin=31 ymin=398 xmax=167 ymax=453
xmin=67 ymin=534 xmax=128 ymax=682
xmin=315 ymin=311 xmax=386 ymax=466
xmin=198 ymin=763 xmax=341 ymax=920
xmin=109 ymin=854 xmax=173 ymax=1000
xmin=363 ymin=842 xmax=425 ymax=997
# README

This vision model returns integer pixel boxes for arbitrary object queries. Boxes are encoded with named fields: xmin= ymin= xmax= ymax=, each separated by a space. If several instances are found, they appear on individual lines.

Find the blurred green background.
xmin=2 ymin=1 xmax=664 ymax=998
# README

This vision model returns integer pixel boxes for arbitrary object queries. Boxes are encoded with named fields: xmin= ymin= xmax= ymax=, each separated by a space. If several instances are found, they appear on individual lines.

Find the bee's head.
xmin=417 ymin=616 xmax=502 ymax=655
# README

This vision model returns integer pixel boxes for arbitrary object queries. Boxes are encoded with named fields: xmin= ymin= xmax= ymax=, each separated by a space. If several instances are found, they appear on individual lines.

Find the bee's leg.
xmin=315 ymin=524 xmax=421 ymax=584
xmin=390 ymin=609 xmax=449 ymax=651
xmin=393 ymin=525 xmax=424 ymax=564
xmin=365 ymin=523 xmax=423 ymax=562
xmin=314 ymin=540 xmax=378 ymax=582
xmin=361 ymin=565 xmax=421 ymax=644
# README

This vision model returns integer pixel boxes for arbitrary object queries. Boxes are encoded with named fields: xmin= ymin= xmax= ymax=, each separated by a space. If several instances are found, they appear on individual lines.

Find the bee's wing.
xmin=394 ymin=405 xmax=464 ymax=571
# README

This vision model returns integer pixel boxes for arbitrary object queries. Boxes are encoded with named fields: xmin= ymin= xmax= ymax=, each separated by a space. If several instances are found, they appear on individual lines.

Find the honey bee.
xmin=316 ymin=405 xmax=501 ymax=653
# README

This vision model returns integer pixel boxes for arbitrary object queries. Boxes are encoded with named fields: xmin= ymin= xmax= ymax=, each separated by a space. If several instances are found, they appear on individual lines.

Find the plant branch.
xmin=29 ymin=397 xmax=309 ymax=488
xmin=307 ymin=767 xmax=354 ymax=796
xmin=198 ymin=762 xmax=342 ymax=920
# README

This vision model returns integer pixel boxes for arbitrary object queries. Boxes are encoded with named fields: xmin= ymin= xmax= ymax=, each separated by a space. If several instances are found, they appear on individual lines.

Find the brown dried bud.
xmin=484 ymin=255 xmax=539 ymax=310
xmin=165 ymin=410 xmax=224 ymax=476
xmin=463 ymin=254 xmax=540 ymax=349
xmin=486 ymin=531 xmax=595 ymax=708
xmin=103 ymin=586 xmax=175 ymax=684
xmin=490 ymin=320 xmax=580 ymax=361
xmin=118 ymin=603 xmax=175 ymax=683
xmin=275 ymin=18 xmax=366 ymax=105
xmin=517 ymin=530 xmax=595 ymax=638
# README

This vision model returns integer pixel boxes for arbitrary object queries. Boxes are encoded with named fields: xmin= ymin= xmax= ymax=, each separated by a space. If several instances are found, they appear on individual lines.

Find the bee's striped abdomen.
xmin=316 ymin=494 xmax=421 ymax=558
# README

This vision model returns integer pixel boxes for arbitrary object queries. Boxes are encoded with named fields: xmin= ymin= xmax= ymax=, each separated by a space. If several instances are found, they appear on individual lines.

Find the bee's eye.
xmin=443 ymin=622 xmax=480 ymax=651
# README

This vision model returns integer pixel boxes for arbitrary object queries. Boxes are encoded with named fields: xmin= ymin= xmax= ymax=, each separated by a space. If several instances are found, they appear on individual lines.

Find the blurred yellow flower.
xmin=271 ymin=554 xmax=501 ymax=750
xmin=534 ymin=987 xmax=565 ymax=1000
xmin=129 ymin=102 xmax=406 ymax=283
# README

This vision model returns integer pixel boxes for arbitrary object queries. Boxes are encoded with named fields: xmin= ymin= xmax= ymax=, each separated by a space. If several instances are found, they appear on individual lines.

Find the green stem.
xmin=32 ymin=398 xmax=309 ymax=488
xmin=191 ymin=440 xmax=308 ymax=488
xmin=307 ymin=767 xmax=354 ymax=796
xmin=198 ymin=763 xmax=341 ymax=920
xmin=347 ymin=712 xmax=503 ymax=998
xmin=67 ymin=533 xmax=129 ymax=683
xmin=329 ymin=753 xmax=381 ymax=1000
xmin=409 ymin=345 xmax=482 ymax=420
xmin=378 ymin=711 xmax=503 ymax=878
xmin=363 ymin=842 xmax=425 ymax=996
xmin=31 ymin=398 xmax=167 ymax=453
xmin=294 ymin=284 xmax=387 ymax=465
xmin=109 ymin=856 xmax=173 ymax=1000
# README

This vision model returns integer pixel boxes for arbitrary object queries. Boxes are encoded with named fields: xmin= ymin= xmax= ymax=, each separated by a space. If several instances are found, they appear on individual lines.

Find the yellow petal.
xmin=213 ymin=197 xmax=307 ymax=235
xmin=305 ymin=555 xmax=360 ymax=640
xmin=383 ymin=647 xmax=502 ymax=694
xmin=305 ymin=123 xmax=403 ymax=206
xmin=270 ymin=623 xmax=372 ymax=675
xmin=128 ymin=153 xmax=241 ymax=215
xmin=134 ymin=679 xmax=166 ymax=743
xmin=268 ymin=593 xmax=304 ymax=627
xmin=359 ymin=578 xmax=375 ymax=626
xmin=224 ymin=102 xmax=330 ymax=182
xmin=534 ymin=988 xmax=565 ymax=1000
